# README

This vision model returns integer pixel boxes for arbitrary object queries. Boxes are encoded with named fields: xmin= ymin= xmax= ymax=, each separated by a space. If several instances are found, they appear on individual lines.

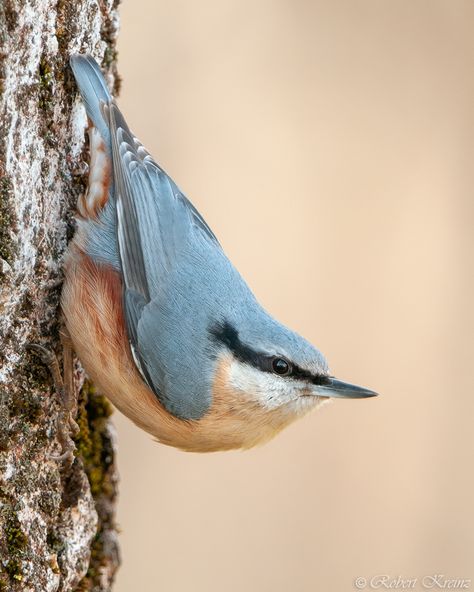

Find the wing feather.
xmin=107 ymin=102 xmax=220 ymax=412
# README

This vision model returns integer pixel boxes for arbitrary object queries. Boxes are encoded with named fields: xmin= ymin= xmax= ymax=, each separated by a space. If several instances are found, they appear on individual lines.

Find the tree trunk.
xmin=0 ymin=1 xmax=121 ymax=590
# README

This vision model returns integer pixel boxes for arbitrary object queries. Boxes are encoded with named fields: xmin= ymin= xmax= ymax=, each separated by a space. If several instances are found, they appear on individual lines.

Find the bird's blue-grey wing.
xmin=108 ymin=103 xmax=220 ymax=419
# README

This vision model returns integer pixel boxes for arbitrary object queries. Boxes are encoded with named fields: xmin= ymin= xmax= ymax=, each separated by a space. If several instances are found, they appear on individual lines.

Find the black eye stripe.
xmin=209 ymin=321 xmax=330 ymax=385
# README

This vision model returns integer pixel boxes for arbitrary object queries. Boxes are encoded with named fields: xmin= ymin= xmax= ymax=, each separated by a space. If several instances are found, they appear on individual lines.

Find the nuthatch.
xmin=61 ymin=55 xmax=377 ymax=453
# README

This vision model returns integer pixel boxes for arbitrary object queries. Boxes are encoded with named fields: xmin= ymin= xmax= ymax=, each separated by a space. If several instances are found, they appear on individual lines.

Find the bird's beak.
xmin=313 ymin=377 xmax=378 ymax=399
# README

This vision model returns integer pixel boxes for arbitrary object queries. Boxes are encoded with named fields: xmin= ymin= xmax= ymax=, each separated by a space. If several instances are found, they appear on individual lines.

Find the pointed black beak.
xmin=313 ymin=377 xmax=378 ymax=399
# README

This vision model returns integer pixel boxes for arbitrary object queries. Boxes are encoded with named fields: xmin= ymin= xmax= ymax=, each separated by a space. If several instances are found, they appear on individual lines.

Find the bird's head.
xmin=209 ymin=314 xmax=377 ymax=425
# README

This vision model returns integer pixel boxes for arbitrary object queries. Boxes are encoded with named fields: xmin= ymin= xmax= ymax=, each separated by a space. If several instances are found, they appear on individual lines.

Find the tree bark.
xmin=0 ymin=1 xmax=121 ymax=590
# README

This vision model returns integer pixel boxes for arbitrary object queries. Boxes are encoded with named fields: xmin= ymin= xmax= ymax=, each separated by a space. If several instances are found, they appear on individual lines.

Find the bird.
xmin=61 ymin=54 xmax=377 ymax=453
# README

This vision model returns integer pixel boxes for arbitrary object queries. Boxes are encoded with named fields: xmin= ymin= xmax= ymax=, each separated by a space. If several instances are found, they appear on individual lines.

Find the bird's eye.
xmin=272 ymin=357 xmax=291 ymax=376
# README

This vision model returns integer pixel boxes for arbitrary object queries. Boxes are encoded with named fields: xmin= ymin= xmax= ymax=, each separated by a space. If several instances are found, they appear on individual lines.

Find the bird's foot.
xmin=27 ymin=331 xmax=78 ymax=468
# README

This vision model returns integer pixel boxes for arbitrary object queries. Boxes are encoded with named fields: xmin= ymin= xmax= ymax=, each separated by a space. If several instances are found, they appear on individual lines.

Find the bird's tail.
xmin=70 ymin=54 xmax=112 ymax=148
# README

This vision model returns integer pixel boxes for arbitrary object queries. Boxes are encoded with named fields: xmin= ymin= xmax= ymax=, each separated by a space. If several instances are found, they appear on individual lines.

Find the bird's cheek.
xmin=211 ymin=355 xmax=261 ymax=413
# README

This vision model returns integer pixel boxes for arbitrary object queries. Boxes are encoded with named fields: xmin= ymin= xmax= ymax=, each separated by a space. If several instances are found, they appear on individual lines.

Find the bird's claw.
xmin=47 ymin=449 xmax=74 ymax=464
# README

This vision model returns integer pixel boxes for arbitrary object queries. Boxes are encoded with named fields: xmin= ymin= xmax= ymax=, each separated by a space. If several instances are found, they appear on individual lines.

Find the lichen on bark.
xmin=0 ymin=0 xmax=121 ymax=590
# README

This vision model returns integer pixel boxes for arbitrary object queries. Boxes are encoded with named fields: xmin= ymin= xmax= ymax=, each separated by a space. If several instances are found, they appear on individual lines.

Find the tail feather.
xmin=70 ymin=54 xmax=112 ymax=147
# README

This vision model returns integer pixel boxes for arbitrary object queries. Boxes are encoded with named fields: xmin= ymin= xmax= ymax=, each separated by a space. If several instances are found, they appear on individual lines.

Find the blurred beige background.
xmin=113 ymin=2 xmax=474 ymax=591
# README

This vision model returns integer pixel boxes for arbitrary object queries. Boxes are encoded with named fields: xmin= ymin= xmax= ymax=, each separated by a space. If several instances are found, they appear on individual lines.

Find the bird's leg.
xmin=28 ymin=328 xmax=78 ymax=466
xmin=60 ymin=327 xmax=80 ymax=439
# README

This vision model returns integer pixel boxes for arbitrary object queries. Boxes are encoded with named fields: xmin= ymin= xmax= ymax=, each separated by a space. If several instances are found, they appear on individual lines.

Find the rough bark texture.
xmin=0 ymin=1 xmax=121 ymax=590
